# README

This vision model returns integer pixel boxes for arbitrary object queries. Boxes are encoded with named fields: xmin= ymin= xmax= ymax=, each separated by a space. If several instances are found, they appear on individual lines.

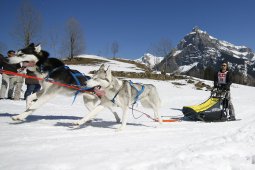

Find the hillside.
xmin=62 ymin=55 xmax=182 ymax=80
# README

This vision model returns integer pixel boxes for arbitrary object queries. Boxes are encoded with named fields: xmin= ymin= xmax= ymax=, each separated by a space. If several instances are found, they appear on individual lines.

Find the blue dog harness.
xmin=64 ymin=66 xmax=93 ymax=104
xmin=45 ymin=66 xmax=93 ymax=104
xmin=111 ymin=80 xmax=145 ymax=105
xmin=129 ymin=80 xmax=145 ymax=104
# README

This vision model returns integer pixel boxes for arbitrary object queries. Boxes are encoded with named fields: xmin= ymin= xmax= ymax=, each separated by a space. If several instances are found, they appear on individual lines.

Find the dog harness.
xmin=44 ymin=65 xmax=93 ymax=104
xmin=111 ymin=80 xmax=145 ymax=104
xmin=129 ymin=80 xmax=145 ymax=104
xmin=64 ymin=66 xmax=94 ymax=104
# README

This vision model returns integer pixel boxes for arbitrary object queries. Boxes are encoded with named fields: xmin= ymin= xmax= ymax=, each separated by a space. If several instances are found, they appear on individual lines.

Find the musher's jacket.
xmin=213 ymin=70 xmax=232 ymax=90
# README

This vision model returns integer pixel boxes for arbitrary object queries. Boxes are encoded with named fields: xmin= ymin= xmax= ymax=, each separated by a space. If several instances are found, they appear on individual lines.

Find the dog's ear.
xmin=99 ymin=64 xmax=105 ymax=71
xmin=106 ymin=67 xmax=112 ymax=81
xmin=28 ymin=43 xmax=35 ymax=48
xmin=106 ymin=65 xmax=110 ymax=71
xmin=35 ymin=44 xmax=42 ymax=53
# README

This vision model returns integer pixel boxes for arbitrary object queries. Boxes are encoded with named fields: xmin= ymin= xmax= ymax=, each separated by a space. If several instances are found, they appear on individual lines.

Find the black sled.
xmin=182 ymin=89 xmax=232 ymax=122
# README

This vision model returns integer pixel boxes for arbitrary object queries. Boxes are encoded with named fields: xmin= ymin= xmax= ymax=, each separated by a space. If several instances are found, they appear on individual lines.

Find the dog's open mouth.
xmin=7 ymin=52 xmax=39 ymax=66
xmin=87 ymin=85 xmax=105 ymax=97
xmin=93 ymin=87 xmax=105 ymax=97
xmin=22 ymin=61 xmax=36 ymax=67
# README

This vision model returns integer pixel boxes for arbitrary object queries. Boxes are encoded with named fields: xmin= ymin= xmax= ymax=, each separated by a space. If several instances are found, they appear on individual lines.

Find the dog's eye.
xmin=16 ymin=51 xmax=24 ymax=56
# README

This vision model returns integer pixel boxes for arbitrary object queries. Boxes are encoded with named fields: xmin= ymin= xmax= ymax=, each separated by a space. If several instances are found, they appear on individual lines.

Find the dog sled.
xmin=182 ymin=88 xmax=233 ymax=122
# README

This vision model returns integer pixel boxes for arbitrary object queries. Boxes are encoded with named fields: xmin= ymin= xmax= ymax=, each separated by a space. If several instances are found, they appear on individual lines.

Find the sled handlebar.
xmin=211 ymin=88 xmax=229 ymax=93
xmin=211 ymin=88 xmax=229 ymax=98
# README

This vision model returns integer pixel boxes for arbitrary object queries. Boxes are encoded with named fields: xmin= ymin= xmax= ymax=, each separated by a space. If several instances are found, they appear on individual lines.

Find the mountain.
xmin=155 ymin=27 xmax=255 ymax=85
xmin=135 ymin=53 xmax=164 ymax=68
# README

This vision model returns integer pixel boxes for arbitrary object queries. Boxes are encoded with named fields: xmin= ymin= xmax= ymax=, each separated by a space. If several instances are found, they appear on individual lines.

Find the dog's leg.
xmin=147 ymin=99 xmax=162 ymax=124
xmin=116 ymin=107 xmax=129 ymax=131
xmin=153 ymin=107 xmax=162 ymax=124
xmin=113 ymin=111 xmax=121 ymax=123
xmin=26 ymin=93 xmax=38 ymax=109
xmin=12 ymin=92 xmax=56 ymax=121
xmin=141 ymin=98 xmax=162 ymax=124
xmin=82 ymin=94 xmax=100 ymax=121
xmin=107 ymin=107 xmax=121 ymax=123
xmin=74 ymin=105 xmax=105 ymax=126
xmin=100 ymin=98 xmax=121 ymax=123
xmin=83 ymin=94 xmax=99 ymax=111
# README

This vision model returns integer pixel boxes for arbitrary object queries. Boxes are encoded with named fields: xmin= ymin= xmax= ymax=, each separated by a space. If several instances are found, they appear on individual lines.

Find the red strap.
xmin=0 ymin=69 xmax=93 ymax=93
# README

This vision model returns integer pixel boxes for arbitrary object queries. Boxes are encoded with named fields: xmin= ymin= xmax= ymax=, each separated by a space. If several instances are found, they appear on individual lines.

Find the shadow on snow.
xmin=0 ymin=112 xmax=150 ymax=129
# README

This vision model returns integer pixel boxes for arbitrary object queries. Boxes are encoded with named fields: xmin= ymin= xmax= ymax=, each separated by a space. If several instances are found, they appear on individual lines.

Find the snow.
xmin=178 ymin=62 xmax=199 ymax=73
xmin=172 ymin=50 xmax=182 ymax=56
xmin=218 ymin=41 xmax=251 ymax=59
xmin=220 ymin=40 xmax=247 ymax=50
xmin=135 ymin=53 xmax=163 ymax=68
xmin=1 ymin=57 xmax=255 ymax=170
xmin=77 ymin=54 xmax=145 ymax=73
xmin=218 ymin=46 xmax=247 ymax=59
xmin=233 ymin=54 xmax=241 ymax=59
xmin=209 ymin=35 xmax=217 ymax=40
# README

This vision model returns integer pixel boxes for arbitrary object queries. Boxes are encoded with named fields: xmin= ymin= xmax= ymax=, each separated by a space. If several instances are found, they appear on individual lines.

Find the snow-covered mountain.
xmin=155 ymin=27 xmax=255 ymax=85
xmin=135 ymin=53 xmax=163 ymax=68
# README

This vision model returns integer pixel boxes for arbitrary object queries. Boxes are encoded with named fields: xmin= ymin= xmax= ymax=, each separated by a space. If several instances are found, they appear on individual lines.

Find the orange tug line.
xmin=161 ymin=119 xmax=180 ymax=122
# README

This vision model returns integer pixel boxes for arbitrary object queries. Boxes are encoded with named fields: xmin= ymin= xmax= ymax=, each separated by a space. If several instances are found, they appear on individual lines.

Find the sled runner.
xmin=182 ymin=88 xmax=232 ymax=122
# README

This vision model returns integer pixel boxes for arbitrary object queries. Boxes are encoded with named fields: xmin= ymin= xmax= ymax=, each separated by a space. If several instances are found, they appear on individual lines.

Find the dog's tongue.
xmin=94 ymin=87 xmax=105 ymax=97
xmin=23 ymin=61 xmax=36 ymax=67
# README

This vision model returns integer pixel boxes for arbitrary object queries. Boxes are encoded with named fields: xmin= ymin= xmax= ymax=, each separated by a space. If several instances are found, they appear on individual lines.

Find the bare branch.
xmin=61 ymin=17 xmax=85 ymax=60
xmin=111 ymin=41 xmax=119 ymax=59
xmin=0 ymin=42 xmax=7 ymax=54
xmin=48 ymin=28 xmax=59 ymax=58
xmin=12 ymin=0 xmax=42 ymax=47
xmin=148 ymin=38 xmax=173 ymax=57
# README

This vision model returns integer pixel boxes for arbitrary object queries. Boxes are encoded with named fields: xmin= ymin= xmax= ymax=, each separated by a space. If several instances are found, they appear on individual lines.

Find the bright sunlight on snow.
xmin=0 ymin=56 xmax=255 ymax=170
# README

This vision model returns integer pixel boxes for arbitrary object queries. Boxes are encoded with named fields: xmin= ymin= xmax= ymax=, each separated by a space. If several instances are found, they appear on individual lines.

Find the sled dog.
xmin=8 ymin=43 xmax=120 ymax=123
xmin=74 ymin=64 xmax=162 ymax=131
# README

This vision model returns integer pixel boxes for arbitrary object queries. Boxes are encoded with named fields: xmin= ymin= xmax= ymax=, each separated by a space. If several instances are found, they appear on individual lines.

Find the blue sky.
xmin=0 ymin=0 xmax=254 ymax=59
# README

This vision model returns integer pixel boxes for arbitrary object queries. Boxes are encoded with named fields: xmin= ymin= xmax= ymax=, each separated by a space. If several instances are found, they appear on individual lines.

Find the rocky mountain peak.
xmin=155 ymin=27 xmax=255 ymax=86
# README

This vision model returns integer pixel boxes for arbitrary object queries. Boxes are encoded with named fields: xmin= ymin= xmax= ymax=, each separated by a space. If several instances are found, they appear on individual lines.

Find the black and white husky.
xmin=75 ymin=64 xmax=162 ymax=131
xmin=8 ymin=43 xmax=120 ymax=124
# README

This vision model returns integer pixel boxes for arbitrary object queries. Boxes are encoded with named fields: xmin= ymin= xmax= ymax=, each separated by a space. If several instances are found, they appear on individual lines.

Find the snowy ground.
xmin=1 ymin=58 xmax=255 ymax=170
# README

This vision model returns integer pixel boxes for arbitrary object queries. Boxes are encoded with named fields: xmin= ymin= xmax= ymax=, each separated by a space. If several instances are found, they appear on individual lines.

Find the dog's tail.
xmin=152 ymin=85 xmax=161 ymax=107
xmin=126 ymin=81 xmax=133 ymax=104
xmin=140 ymin=84 xmax=161 ymax=108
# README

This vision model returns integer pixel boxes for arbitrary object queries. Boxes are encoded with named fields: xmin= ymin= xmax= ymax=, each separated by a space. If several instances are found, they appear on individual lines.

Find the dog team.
xmin=1 ymin=43 xmax=236 ymax=130
xmin=0 ymin=43 xmax=162 ymax=131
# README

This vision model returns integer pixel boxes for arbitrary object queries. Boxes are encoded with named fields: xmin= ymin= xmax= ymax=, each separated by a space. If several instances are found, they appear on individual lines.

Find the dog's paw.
xmin=12 ymin=115 xmax=25 ymax=121
xmin=73 ymin=121 xmax=82 ymax=126
xmin=72 ymin=120 xmax=86 ymax=126
xmin=115 ymin=126 xmax=124 ymax=132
